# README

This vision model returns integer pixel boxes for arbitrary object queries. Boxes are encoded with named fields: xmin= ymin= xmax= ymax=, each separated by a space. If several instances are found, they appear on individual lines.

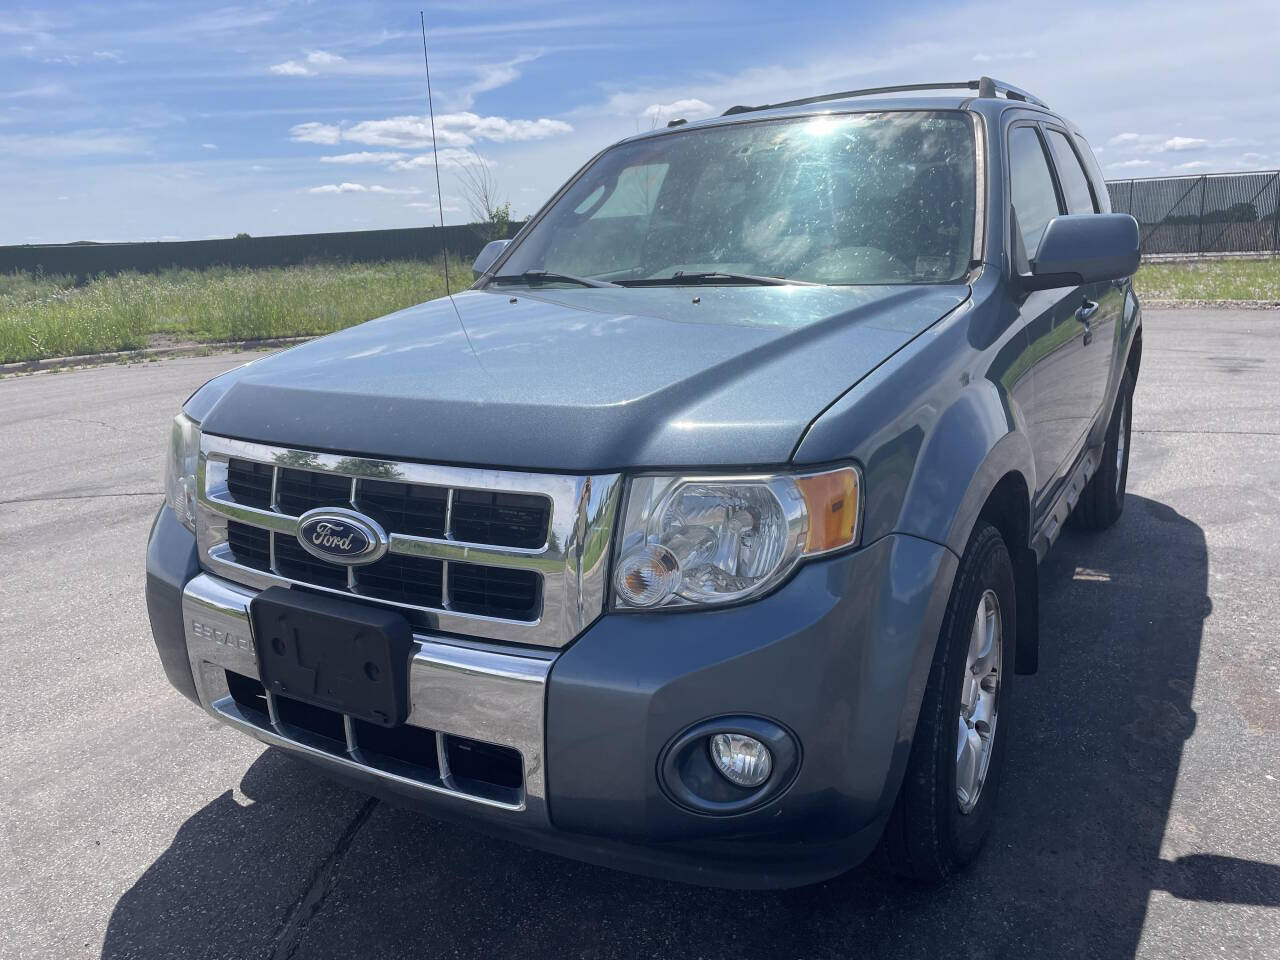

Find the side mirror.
xmin=1022 ymin=214 xmax=1140 ymax=291
xmin=472 ymin=239 xmax=511 ymax=281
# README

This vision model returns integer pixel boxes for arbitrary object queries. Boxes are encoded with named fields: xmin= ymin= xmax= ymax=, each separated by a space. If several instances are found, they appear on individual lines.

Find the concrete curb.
xmin=0 ymin=336 xmax=314 ymax=376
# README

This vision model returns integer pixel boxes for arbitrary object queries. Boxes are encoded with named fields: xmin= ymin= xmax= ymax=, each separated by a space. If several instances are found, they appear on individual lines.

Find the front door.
xmin=1007 ymin=122 xmax=1091 ymax=518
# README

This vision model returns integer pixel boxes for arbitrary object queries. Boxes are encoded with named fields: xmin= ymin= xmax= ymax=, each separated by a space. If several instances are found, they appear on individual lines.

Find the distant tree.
xmin=457 ymin=149 xmax=512 ymax=241
xmin=234 ymin=232 xmax=252 ymax=240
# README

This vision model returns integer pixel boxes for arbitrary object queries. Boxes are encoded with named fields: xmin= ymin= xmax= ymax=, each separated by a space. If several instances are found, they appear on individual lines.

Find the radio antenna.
xmin=420 ymin=10 xmax=452 ymax=297
xmin=419 ymin=10 xmax=483 ymax=365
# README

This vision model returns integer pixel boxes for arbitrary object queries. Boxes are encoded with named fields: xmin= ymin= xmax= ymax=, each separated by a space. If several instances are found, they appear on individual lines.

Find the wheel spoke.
xmin=956 ymin=588 xmax=1001 ymax=813
xmin=956 ymin=722 xmax=982 ymax=807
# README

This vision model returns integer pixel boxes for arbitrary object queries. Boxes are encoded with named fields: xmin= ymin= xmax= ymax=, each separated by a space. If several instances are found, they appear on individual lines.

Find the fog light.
xmin=614 ymin=544 xmax=680 ymax=607
xmin=709 ymin=733 xmax=772 ymax=788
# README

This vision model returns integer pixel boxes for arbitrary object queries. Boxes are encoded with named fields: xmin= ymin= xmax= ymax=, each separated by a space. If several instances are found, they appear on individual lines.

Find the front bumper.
xmin=146 ymin=506 xmax=958 ymax=887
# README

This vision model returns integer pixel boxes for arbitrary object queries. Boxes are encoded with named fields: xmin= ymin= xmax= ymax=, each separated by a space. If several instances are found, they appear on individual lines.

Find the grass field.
xmin=2 ymin=255 xmax=1277 ymax=365
xmin=1134 ymin=256 xmax=1280 ymax=302
xmin=0 ymin=260 xmax=454 ymax=364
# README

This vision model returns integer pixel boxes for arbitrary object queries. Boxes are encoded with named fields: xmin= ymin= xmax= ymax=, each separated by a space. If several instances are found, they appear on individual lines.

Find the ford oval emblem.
xmin=296 ymin=508 xmax=388 ymax=566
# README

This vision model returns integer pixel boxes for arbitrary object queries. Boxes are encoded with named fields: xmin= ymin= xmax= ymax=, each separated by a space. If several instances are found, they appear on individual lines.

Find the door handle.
xmin=1076 ymin=299 xmax=1098 ymax=345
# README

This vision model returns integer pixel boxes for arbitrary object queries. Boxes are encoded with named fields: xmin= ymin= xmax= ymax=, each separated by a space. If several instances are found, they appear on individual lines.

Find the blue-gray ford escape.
xmin=146 ymin=77 xmax=1143 ymax=888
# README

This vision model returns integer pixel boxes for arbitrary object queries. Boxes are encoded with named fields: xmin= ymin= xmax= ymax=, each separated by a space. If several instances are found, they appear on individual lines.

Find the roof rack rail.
xmin=720 ymin=76 xmax=1049 ymax=117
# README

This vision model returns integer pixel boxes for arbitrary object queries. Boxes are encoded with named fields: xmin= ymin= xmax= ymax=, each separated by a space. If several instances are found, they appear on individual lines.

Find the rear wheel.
xmin=877 ymin=523 xmax=1015 ymax=882
xmin=1071 ymin=370 xmax=1133 ymax=531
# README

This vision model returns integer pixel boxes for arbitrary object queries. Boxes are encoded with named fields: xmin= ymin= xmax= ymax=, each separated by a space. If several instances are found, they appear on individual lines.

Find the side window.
xmin=1045 ymin=129 xmax=1096 ymax=214
xmin=1008 ymin=126 xmax=1062 ymax=258
xmin=1072 ymin=134 xmax=1111 ymax=213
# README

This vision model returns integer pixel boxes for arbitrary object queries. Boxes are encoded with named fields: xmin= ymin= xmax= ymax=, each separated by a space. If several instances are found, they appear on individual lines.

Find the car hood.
xmin=194 ymin=283 xmax=968 ymax=471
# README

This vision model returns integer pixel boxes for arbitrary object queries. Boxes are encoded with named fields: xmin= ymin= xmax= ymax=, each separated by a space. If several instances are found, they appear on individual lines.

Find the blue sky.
xmin=2 ymin=0 xmax=1278 ymax=244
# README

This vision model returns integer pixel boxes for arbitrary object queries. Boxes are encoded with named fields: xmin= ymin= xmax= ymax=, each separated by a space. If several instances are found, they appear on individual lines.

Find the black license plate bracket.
xmin=249 ymin=586 xmax=413 ymax=728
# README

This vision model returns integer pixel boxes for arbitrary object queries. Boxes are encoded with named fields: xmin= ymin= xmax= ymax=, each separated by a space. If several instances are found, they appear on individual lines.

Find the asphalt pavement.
xmin=1 ymin=310 xmax=1277 ymax=960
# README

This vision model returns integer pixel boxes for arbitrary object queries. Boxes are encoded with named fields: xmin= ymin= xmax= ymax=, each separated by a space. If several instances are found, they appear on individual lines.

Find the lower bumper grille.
xmin=184 ymin=572 xmax=551 ymax=818
xmin=224 ymin=669 xmax=522 ymax=805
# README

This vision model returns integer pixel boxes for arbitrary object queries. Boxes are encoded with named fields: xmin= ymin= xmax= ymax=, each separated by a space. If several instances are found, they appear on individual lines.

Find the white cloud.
xmin=92 ymin=50 xmax=123 ymax=63
xmin=0 ymin=83 xmax=62 ymax=100
xmin=0 ymin=131 xmax=143 ymax=156
xmin=290 ymin=121 xmax=342 ymax=144
xmin=308 ymin=182 xmax=423 ymax=195
xmin=319 ymin=151 xmax=408 ymax=164
xmin=1171 ymin=160 xmax=1213 ymax=171
xmin=201 ymin=142 xmax=217 ymax=149
xmin=294 ymin=113 xmax=572 ymax=151
xmin=1163 ymin=136 xmax=1207 ymax=152
xmin=450 ymin=53 xmax=542 ymax=109
xmin=305 ymin=50 xmax=344 ymax=66
xmin=642 ymin=98 xmax=715 ymax=122
xmin=1107 ymin=159 xmax=1155 ymax=169
xmin=270 ymin=60 xmax=311 ymax=77
xmin=972 ymin=50 xmax=1036 ymax=62
xmin=390 ymin=149 xmax=485 ymax=170
xmin=406 ymin=201 xmax=461 ymax=212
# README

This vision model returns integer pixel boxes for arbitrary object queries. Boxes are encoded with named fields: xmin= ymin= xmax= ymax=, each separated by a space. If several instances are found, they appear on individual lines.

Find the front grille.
xmin=449 ymin=562 xmax=541 ymax=620
xmin=355 ymin=552 xmax=444 ymax=607
xmin=274 ymin=533 xmax=350 ymax=590
xmin=227 ymin=521 xmax=271 ymax=571
xmin=214 ymin=460 xmax=551 ymax=622
xmin=355 ymin=479 xmax=447 ymax=539
xmin=227 ymin=459 xmax=273 ymax=509
xmin=199 ymin=436 xmax=622 ymax=647
xmin=450 ymin=490 xmax=550 ymax=549
xmin=277 ymin=467 xmax=352 ymax=516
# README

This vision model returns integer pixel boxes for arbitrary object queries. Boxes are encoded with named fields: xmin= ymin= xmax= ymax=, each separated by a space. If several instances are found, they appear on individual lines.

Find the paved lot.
xmin=2 ymin=310 xmax=1278 ymax=960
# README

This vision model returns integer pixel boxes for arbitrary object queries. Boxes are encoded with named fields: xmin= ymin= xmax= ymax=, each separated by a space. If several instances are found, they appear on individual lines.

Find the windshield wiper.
xmin=489 ymin=270 xmax=618 ymax=289
xmin=615 ymin=271 xmax=821 ymax=287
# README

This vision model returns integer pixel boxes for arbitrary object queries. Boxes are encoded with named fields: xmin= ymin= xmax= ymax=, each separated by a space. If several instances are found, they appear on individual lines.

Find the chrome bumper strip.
xmin=182 ymin=572 xmax=552 ymax=821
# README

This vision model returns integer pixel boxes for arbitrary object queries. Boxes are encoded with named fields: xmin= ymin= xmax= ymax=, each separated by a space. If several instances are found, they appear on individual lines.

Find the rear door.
xmin=1006 ymin=122 xmax=1087 ymax=515
xmin=1041 ymin=124 xmax=1118 ymax=441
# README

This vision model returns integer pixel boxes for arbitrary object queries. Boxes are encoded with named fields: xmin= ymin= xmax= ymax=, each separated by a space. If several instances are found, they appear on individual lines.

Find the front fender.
xmin=794 ymin=285 xmax=1035 ymax=556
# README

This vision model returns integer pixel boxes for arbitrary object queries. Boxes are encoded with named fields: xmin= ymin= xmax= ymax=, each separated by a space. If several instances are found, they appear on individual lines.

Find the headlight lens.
xmin=164 ymin=412 xmax=201 ymax=532
xmin=612 ymin=465 xmax=861 ymax=610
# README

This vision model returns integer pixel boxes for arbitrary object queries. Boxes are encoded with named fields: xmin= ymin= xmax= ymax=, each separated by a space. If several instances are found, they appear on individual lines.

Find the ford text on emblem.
xmin=296 ymin=507 xmax=389 ymax=565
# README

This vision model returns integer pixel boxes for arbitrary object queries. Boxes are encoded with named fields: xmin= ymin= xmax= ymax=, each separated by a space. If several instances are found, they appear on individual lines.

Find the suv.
xmin=146 ymin=77 xmax=1141 ymax=887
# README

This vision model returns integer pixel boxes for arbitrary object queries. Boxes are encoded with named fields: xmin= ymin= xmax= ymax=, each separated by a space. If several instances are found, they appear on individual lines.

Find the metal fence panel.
xmin=1107 ymin=170 xmax=1280 ymax=257
xmin=0 ymin=222 xmax=524 ymax=280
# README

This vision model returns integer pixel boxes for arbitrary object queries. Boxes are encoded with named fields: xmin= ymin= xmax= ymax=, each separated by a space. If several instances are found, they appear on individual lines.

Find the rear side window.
xmin=1072 ymin=134 xmax=1111 ymax=213
xmin=1008 ymin=126 xmax=1062 ymax=258
xmin=1045 ymin=129 xmax=1096 ymax=214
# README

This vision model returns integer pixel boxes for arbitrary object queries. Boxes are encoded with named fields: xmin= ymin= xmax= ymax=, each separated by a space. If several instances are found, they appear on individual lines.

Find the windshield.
xmin=493 ymin=110 xmax=977 ymax=287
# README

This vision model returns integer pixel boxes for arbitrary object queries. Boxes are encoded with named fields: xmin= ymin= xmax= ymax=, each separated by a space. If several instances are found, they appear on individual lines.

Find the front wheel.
xmin=876 ymin=522 xmax=1015 ymax=882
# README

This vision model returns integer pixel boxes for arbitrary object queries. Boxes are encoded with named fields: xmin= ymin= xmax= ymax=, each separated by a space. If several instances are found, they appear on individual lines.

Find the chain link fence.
xmin=1107 ymin=170 xmax=1280 ymax=258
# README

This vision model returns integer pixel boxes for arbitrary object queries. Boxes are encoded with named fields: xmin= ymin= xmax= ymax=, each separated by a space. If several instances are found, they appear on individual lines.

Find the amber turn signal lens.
xmin=795 ymin=467 xmax=861 ymax=555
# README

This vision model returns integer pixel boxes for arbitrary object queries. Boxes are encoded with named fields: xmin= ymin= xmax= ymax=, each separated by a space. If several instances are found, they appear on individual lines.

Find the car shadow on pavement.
xmin=103 ymin=495 xmax=1279 ymax=959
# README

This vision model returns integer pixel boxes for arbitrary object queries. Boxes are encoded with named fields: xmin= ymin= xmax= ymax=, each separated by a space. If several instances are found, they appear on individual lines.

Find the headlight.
xmin=611 ymin=465 xmax=861 ymax=610
xmin=164 ymin=412 xmax=201 ymax=532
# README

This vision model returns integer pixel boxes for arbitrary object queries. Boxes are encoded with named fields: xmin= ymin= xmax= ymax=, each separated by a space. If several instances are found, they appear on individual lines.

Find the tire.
xmin=877 ymin=522 xmax=1015 ymax=883
xmin=1071 ymin=369 xmax=1133 ymax=531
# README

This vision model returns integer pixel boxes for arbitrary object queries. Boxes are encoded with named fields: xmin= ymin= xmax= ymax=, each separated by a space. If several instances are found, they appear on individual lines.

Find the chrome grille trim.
xmin=196 ymin=434 xmax=622 ymax=648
